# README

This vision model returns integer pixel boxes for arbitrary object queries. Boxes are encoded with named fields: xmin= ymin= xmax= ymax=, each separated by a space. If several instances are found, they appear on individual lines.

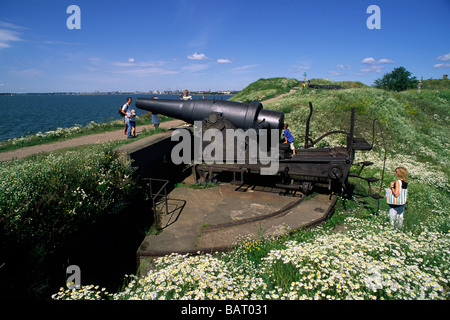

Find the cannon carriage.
xmin=136 ymin=98 xmax=380 ymax=197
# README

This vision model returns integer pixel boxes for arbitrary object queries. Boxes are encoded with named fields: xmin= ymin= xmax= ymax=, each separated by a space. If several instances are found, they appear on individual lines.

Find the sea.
xmin=0 ymin=93 xmax=233 ymax=142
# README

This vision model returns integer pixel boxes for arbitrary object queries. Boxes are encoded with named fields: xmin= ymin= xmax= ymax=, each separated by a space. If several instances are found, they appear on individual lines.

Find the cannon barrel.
xmin=136 ymin=98 xmax=284 ymax=131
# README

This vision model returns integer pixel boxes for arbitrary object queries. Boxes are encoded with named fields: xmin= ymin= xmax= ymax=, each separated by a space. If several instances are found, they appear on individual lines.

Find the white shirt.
xmin=122 ymin=103 xmax=131 ymax=117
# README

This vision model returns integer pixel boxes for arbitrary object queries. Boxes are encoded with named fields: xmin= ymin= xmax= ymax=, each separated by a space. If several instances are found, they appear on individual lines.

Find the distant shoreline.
xmin=0 ymin=91 xmax=239 ymax=96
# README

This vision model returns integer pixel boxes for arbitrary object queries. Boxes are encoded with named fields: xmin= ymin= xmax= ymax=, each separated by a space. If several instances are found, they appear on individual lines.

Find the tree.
xmin=373 ymin=67 xmax=418 ymax=91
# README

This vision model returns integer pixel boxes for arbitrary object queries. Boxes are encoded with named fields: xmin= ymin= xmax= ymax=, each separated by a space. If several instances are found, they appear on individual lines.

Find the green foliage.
xmin=373 ymin=66 xmax=418 ymax=91
xmin=304 ymin=78 xmax=368 ymax=89
xmin=230 ymin=77 xmax=300 ymax=103
xmin=420 ymin=79 xmax=450 ymax=90
xmin=0 ymin=143 xmax=136 ymax=250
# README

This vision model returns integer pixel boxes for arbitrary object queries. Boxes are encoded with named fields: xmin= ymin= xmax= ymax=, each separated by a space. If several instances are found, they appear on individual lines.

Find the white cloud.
xmin=217 ymin=58 xmax=232 ymax=64
xmin=0 ymin=29 xmax=21 ymax=48
xmin=359 ymin=57 xmax=394 ymax=75
xmin=361 ymin=57 xmax=376 ymax=65
xmin=433 ymin=63 xmax=450 ymax=69
xmin=187 ymin=52 xmax=209 ymax=60
xmin=337 ymin=64 xmax=352 ymax=70
xmin=0 ymin=21 xmax=29 ymax=31
xmin=361 ymin=65 xmax=384 ymax=73
xmin=361 ymin=57 xmax=393 ymax=65
xmin=436 ymin=52 xmax=450 ymax=61
xmin=0 ymin=20 xmax=27 ymax=49
xmin=182 ymin=64 xmax=210 ymax=72
xmin=128 ymin=58 xmax=135 ymax=63
xmin=378 ymin=58 xmax=394 ymax=64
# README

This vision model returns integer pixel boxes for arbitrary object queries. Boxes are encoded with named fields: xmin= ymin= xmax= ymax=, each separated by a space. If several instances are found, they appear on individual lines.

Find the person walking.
xmin=120 ymin=97 xmax=133 ymax=139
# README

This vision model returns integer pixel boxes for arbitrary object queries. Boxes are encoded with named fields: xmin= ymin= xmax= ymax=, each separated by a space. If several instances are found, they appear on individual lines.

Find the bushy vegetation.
xmin=0 ymin=143 xmax=136 ymax=248
xmin=374 ymin=67 xmax=418 ymax=92
xmin=52 ymin=77 xmax=449 ymax=300
xmin=0 ymin=142 xmax=137 ymax=298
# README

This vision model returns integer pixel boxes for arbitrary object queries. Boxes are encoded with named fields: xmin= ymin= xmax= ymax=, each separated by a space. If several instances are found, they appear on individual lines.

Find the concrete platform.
xmin=137 ymin=181 xmax=336 ymax=276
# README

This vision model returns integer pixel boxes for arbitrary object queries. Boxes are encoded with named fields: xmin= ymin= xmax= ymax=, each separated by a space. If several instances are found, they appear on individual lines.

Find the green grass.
xmin=52 ymin=77 xmax=449 ymax=300
xmin=229 ymin=77 xmax=301 ymax=103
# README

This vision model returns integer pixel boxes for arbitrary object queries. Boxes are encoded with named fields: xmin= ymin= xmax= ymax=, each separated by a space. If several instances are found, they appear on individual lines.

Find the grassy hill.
xmin=232 ymin=77 xmax=449 ymax=232
xmin=230 ymin=77 xmax=301 ymax=103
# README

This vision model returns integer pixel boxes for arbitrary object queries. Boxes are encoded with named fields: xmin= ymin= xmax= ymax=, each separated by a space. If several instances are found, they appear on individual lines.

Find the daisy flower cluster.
xmin=260 ymin=216 xmax=448 ymax=300
xmin=52 ymin=212 xmax=449 ymax=300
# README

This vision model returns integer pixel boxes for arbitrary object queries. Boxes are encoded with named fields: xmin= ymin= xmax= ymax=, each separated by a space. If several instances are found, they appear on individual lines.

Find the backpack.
xmin=118 ymin=104 xmax=127 ymax=117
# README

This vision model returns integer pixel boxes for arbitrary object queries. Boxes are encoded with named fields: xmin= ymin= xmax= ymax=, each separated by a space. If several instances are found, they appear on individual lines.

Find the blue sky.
xmin=0 ymin=0 xmax=449 ymax=93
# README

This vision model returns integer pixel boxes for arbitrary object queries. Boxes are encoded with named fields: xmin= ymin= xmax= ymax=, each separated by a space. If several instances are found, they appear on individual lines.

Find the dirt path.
xmin=261 ymin=87 xmax=300 ymax=104
xmin=0 ymin=119 xmax=184 ymax=162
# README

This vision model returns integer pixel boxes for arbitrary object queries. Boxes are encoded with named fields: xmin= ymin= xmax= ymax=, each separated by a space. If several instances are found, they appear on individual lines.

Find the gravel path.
xmin=0 ymin=119 xmax=184 ymax=162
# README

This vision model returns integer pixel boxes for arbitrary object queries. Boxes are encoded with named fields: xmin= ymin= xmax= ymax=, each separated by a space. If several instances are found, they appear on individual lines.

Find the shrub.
xmin=373 ymin=67 xmax=418 ymax=92
xmin=0 ymin=143 xmax=136 ymax=250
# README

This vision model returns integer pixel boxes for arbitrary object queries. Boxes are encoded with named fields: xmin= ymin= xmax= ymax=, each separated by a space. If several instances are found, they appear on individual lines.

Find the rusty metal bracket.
xmin=143 ymin=178 xmax=169 ymax=224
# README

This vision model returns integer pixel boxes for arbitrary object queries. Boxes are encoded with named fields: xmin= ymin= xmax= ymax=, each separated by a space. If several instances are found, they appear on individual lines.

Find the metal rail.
xmin=143 ymin=178 xmax=169 ymax=224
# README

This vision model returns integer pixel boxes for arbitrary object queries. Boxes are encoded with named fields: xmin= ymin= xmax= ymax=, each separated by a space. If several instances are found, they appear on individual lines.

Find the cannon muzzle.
xmin=136 ymin=98 xmax=284 ymax=131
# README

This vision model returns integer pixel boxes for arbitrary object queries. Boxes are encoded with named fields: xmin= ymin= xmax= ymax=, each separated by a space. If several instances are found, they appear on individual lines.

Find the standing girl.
xmin=388 ymin=167 xmax=408 ymax=228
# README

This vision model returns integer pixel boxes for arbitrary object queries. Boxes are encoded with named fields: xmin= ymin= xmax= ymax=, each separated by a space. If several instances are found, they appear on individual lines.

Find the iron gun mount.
xmin=136 ymin=98 xmax=378 ymax=196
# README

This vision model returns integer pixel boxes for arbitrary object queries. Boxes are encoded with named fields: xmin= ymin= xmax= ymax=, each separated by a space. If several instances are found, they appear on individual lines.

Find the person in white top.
xmin=388 ymin=167 xmax=409 ymax=228
xmin=181 ymin=89 xmax=192 ymax=100
xmin=120 ymin=97 xmax=133 ymax=139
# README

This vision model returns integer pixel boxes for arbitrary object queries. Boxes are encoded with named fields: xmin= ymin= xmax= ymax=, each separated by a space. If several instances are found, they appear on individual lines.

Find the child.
xmin=129 ymin=109 xmax=136 ymax=137
xmin=283 ymin=123 xmax=296 ymax=155
xmin=388 ymin=167 xmax=408 ymax=228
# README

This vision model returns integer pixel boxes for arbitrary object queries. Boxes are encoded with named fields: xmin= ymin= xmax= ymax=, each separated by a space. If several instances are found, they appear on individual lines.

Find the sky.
xmin=0 ymin=0 xmax=449 ymax=93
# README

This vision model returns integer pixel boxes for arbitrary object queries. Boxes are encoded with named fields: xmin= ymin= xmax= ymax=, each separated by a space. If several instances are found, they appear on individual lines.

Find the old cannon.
xmin=136 ymin=98 xmax=284 ymax=130
xmin=136 ymin=98 xmax=379 ymax=196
